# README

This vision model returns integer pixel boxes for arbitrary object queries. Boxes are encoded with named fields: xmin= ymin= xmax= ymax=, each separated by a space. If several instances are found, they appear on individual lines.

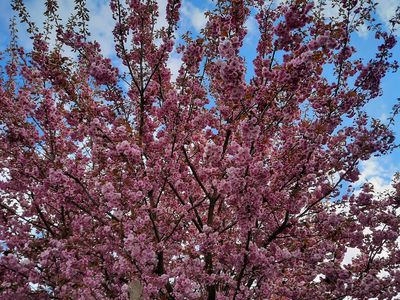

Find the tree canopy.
xmin=1 ymin=0 xmax=400 ymax=299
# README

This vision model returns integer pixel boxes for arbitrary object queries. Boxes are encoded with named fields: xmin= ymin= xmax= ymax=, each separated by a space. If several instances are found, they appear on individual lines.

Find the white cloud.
xmin=7 ymin=0 xmax=114 ymax=58
xmin=87 ymin=0 xmax=116 ymax=58
xmin=356 ymin=23 xmax=369 ymax=39
xmin=311 ymin=0 xmax=400 ymax=37
xmin=379 ymin=112 xmax=389 ymax=123
xmin=167 ymin=54 xmax=183 ymax=81
xmin=273 ymin=0 xmax=287 ymax=5
xmin=0 ymin=168 xmax=10 ymax=183
xmin=243 ymin=13 xmax=259 ymax=52
xmin=357 ymin=156 xmax=396 ymax=194
xmin=376 ymin=0 xmax=400 ymax=27
xmin=181 ymin=1 xmax=207 ymax=32
xmin=342 ymin=247 xmax=361 ymax=266
xmin=313 ymin=0 xmax=340 ymax=19
xmin=312 ymin=273 xmax=326 ymax=283
xmin=155 ymin=0 xmax=168 ymax=30
xmin=244 ymin=14 xmax=257 ymax=37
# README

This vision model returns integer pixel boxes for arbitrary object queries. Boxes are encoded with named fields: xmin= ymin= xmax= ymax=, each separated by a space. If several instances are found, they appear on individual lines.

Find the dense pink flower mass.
xmin=1 ymin=0 xmax=400 ymax=299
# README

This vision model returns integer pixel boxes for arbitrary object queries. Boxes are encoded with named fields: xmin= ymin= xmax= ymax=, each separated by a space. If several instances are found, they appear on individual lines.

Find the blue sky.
xmin=0 ymin=0 xmax=399 ymax=194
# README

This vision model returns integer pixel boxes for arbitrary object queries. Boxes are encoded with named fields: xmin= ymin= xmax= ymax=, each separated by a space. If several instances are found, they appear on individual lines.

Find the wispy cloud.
xmin=357 ymin=156 xmax=396 ymax=194
xmin=376 ymin=0 xmax=400 ymax=28
xmin=1 ymin=0 xmax=115 ymax=57
xmin=167 ymin=54 xmax=183 ymax=81
xmin=155 ymin=0 xmax=168 ymax=30
xmin=181 ymin=1 xmax=207 ymax=32
xmin=244 ymin=14 xmax=258 ymax=37
xmin=87 ymin=0 xmax=116 ymax=57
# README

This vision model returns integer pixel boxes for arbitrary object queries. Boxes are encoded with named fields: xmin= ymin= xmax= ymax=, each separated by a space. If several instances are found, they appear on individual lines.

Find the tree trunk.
xmin=128 ymin=280 xmax=143 ymax=300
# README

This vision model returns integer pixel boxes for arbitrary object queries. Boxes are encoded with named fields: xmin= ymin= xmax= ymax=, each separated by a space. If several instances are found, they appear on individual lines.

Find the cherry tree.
xmin=1 ymin=0 xmax=400 ymax=299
